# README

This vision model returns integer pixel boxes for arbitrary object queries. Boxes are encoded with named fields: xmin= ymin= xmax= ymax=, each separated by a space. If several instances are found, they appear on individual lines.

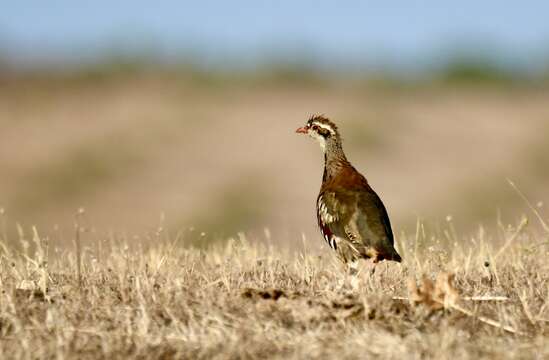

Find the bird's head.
xmin=296 ymin=115 xmax=341 ymax=152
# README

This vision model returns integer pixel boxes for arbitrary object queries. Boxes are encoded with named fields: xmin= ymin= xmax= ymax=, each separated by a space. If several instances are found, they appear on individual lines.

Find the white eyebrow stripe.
xmin=313 ymin=123 xmax=335 ymax=134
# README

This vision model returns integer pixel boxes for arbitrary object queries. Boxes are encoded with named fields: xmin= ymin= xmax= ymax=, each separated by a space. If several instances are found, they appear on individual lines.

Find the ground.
xmin=0 ymin=219 xmax=547 ymax=359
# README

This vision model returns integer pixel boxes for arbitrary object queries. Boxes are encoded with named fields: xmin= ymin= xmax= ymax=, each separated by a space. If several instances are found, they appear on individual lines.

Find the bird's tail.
xmin=382 ymin=248 xmax=402 ymax=263
xmin=390 ymin=251 xmax=402 ymax=262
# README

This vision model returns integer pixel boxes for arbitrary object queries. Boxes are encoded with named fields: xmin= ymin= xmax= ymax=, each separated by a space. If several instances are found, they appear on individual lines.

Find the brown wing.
xmin=319 ymin=186 xmax=401 ymax=262
xmin=354 ymin=188 xmax=401 ymax=262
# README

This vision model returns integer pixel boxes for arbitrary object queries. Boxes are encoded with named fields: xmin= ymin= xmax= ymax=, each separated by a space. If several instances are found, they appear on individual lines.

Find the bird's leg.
xmin=348 ymin=261 xmax=360 ymax=290
xmin=347 ymin=261 xmax=359 ymax=276
xmin=363 ymin=261 xmax=376 ymax=289
xmin=363 ymin=259 xmax=376 ymax=277
xmin=335 ymin=261 xmax=359 ymax=291
xmin=335 ymin=260 xmax=352 ymax=290
xmin=369 ymin=263 xmax=377 ymax=276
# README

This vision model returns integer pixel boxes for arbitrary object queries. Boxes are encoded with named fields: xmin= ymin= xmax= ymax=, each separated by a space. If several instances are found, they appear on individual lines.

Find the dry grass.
xmin=0 ymin=217 xmax=547 ymax=359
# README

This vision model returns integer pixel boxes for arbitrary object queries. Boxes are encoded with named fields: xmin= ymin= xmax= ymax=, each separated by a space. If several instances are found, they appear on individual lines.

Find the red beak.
xmin=295 ymin=126 xmax=308 ymax=134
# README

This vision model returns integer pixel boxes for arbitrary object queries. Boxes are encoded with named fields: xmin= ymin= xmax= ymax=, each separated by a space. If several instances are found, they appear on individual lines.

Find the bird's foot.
xmin=347 ymin=262 xmax=359 ymax=276
xmin=349 ymin=275 xmax=361 ymax=290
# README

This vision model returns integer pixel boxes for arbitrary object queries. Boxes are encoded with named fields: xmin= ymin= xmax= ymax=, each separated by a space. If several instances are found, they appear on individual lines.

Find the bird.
xmin=296 ymin=115 xmax=401 ymax=272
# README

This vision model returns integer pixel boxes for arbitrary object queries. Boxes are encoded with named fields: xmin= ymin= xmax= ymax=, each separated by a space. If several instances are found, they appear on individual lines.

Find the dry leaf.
xmin=408 ymin=272 xmax=459 ymax=310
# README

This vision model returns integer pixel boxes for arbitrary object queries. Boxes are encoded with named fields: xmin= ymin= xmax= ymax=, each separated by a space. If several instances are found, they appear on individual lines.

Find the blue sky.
xmin=1 ymin=1 xmax=548 ymax=70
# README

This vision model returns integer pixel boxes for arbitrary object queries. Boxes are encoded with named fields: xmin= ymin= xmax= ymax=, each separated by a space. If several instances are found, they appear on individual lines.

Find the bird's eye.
xmin=312 ymin=125 xmax=319 ymax=130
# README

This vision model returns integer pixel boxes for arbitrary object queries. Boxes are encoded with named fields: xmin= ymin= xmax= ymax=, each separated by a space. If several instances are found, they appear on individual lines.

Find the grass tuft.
xmin=0 ymin=220 xmax=547 ymax=358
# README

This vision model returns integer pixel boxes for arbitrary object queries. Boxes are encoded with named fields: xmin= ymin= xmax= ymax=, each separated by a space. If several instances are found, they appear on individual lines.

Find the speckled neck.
xmin=322 ymin=137 xmax=349 ymax=182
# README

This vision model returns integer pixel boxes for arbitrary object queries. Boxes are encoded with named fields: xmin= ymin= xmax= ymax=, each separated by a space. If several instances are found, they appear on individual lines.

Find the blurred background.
xmin=1 ymin=1 xmax=548 ymax=247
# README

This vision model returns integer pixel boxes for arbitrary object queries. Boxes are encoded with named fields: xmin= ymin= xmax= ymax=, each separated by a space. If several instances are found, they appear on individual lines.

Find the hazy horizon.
xmin=2 ymin=1 xmax=549 ymax=72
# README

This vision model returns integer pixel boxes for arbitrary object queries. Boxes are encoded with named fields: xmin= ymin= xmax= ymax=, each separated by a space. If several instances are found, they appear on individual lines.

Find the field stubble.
xmin=0 ymin=213 xmax=547 ymax=359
